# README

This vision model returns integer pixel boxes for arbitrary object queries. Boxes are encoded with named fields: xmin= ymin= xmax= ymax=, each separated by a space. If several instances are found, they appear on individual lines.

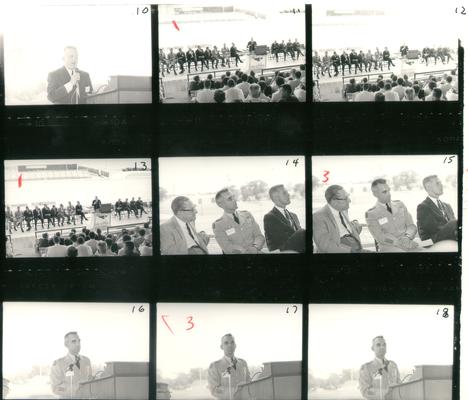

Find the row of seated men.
xmin=341 ymin=73 xmax=458 ymax=102
xmin=189 ymin=68 xmax=306 ymax=103
xmin=19 ymin=225 xmax=153 ymax=257
xmin=313 ymin=175 xmax=457 ymax=253
xmin=312 ymin=46 xmax=455 ymax=78
xmin=160 ymin=38 xmax=304 ymax=75
xmin=5 ymin=197 xmax=148 ymax=233
xmin=160 ymin=185 xmax=305 ymax=255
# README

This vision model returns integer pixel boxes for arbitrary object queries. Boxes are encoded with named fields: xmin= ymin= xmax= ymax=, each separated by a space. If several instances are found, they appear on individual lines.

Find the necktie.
xmin=186 ymin=223 xmax=199 ymax=245
xmin=339 ymin=212 xmax=352 ymax=234
xmin=233 ymin=213 xmax=240 ymax=224
xmin=75 ymin=355 xmax=81 ymax=369
xmin=386 ymin=203 xmax=393 ymax=214
xmin=231 ymin=357 xmax=237 ymax=370
xmin=285 ymin=209 xmax=297 ymax=231
xmin=437 ymin=200 xmax=449 ymax=221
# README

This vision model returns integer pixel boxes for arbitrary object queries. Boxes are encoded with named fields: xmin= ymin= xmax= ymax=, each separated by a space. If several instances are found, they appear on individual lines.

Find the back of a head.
xmin=433 ymin=88 xmax=442 ymax=99
xmin=429 ymin=81 xmax=437 ymax=90
xmin=397 ymin=77 xmax=404 ymax=85
xmin=384 ymin=83 xmax=392 ymax=91
xmin=53 ymin=236 xmax=60 ymax=244
xmin=241 ymin=74 xmax=248 ymax=82
xmin=67 ymin=246 xmax=78 ymax=257
xmin=276 ymin=76 xmax=285 ymax=86
xmin=294 ymin=71 xmax=301 ymax=79
xmin=214 ymin=89 xmax=226 ymax=103
xmin=258 ymin=81 xmax=266 ymax=93
xmin=228 ymin=79 xmax=235 ymax=88
xmin=375 ymin=92 xmax=385 ymax=102
xmin=77 ymin=237 xmax=85 ymax=245
xmin=405 ymin=87 xmax=415 ymax=99
xmin=281 ymin=84 xmax=292 ymax=96
xmin=204 ymin=80 xmax=211 ymax=89
xmin=98 ymin=241 xmax=107 ymax=254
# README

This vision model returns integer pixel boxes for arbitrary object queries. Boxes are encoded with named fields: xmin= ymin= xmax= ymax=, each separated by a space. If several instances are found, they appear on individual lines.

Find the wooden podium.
xmin=86 ymin=76 xmax=151 ymax=104
xmin=236 ymin=361 xmax=301 ymax=400
xmin=389 ymin=365 xmax=452 ymax=400
xmin=76 ymin=361 xmax=148 ymax=399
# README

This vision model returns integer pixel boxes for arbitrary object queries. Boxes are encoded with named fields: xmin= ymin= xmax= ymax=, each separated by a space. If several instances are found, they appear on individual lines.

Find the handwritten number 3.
xmin=322 ymin=170 xmax=330 ymax=183
xmin=186 ymin=316 xmax=195 ymax=330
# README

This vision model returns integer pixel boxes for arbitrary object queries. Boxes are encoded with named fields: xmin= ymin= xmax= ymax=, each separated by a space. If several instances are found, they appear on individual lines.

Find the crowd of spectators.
xmin=30 ymin=223 xmax=153 ymax=257
xmin=189 ymin=67 xmax=306 ymax=103
xmin=339 ymin=71 xmax=458 ymax=102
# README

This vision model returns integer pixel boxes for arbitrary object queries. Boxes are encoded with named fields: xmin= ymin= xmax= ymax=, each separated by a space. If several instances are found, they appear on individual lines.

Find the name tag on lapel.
xmin=378 ymin=217 xmax=388 ymax=225
xmin=226 ymin=228 xmax=236 ymax=236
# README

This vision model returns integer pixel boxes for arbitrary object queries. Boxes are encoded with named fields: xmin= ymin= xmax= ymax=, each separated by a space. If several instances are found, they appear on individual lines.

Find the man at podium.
xmin=208 ymin=333 xmax=251 ymax=400
xmin=359 ymin=336 xmax=400 ymax=400
xmin=50 ymin=331 xmax=93 ymax=399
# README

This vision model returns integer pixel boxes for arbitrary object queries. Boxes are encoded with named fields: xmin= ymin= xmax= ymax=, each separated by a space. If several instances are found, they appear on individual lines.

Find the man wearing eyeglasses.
xmin=208 ymin=334 xmax=250 ymax=400
xmin=313 ymin=185 xmax=366 ymax=253
xmin=50 ymin=331 xmax=92 ymax=398
xmin=366 ymin=179 xmax=418 ymax=252
xmin=359 ymin=336 xmax=400 ymax=400
xmin=213 ymin=189 xmax=265 ymax=254
xmin=160 ymin=196 xmax=210 ymax=255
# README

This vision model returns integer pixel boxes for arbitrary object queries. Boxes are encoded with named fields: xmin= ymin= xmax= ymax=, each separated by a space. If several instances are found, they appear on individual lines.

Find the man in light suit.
xmin=359 ymin=336 xmax=400 ymax=400
xmin=160 ymin=196 xmax=210 ymax=255
xmin=208 ymin=334 xmax=250 ymax=400
xmin=417 ymin=175 xmax=457 ymax=244
xmin=313 ymin=185 xmax=366 ymax=253
xmin=366 ymin=179 xmax=418 ymax=252
xmin=50 ymin=331 xmax=93 ymax=399
xmin=47 ymin=46 xmax=93 ymax=104
xmin=212 ymin=189 xmax=265 ymax=254
xmin=263 ymin=184 xmax=305 ymax=253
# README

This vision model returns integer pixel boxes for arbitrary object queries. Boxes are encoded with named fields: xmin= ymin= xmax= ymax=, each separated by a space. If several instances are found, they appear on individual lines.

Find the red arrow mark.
xmin=172 ymin=20 xmax=180 ymax=31
xmin=18 ymin=174 xmax=22 ymax=188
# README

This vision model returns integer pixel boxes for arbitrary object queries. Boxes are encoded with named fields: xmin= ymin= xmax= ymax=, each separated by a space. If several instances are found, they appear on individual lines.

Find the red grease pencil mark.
xmin=172 ymin=20 xmax=180 ymax=31
xmin=18 ymin=174 xmax=22 ymax=188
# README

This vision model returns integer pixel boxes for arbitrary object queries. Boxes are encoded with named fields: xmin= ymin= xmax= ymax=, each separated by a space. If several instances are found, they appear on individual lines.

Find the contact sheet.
xmin=0 ymin=2 xmax=463 ymax=400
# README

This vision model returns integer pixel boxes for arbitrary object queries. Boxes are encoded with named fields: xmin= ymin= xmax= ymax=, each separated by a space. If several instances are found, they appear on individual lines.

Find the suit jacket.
xmin=47 ymin=66 xmax=92 ymax=104
xmin=50 ymin=353 xmax=92 ymax=398
xmin=313 ymin=205 xmax=361 ymax=253
xmin=417 ymin=197 xmax=456 ymax=242
xmin=208 ymin=356 xmax=250 ymax=400
xmin=160 ymin=216 xmax=208 ymax=255
xmin=263 ymin=207 xmax=301 ymax=251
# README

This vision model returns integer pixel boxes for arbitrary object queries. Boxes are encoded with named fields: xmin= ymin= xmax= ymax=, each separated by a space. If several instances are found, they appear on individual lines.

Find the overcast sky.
xmin=312 ymin=155 xmax=458 ymax=186
xmin=157 ymin=303 xmax=302 ymax=379
xmin=3 ymin=302 xmax=150 ymax=376
xmin=2 ymin=4 xmax=151 ymax=104
xmin=309 ymin=304 xmax=454 ymax=379
xmin=159 ymin=156 xmax=304 ymax=195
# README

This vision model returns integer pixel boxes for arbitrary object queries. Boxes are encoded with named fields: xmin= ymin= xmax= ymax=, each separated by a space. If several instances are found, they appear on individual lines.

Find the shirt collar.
xmin=327 ymin=204 xmax=341 ymax=217
xmin=174 ymin=215 xmax=190 ymax=229
xmin=274 ymin=205 xmax=287 ymax=215
xmin=428 ymin=195 xmax=440 ymax=205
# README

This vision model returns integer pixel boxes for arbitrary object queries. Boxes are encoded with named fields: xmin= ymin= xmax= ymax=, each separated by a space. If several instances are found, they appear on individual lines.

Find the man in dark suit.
xmin=417 ymin=175 xmax=457 ymax=244
xmin=47 ymin=46 xmax=93 ymax=104
xmin=230 ymin=43 xmax=243 ymax=66
xmin=263 ymin=185 xmax=305 ymax=253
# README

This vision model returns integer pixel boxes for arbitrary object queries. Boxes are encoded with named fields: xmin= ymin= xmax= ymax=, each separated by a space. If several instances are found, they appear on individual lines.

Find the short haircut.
xmin=268 ymin=184 xmax=284 ymax=199
xmin=282 ymin=84 xmax=292 ymax=95
xmin=42 ymin=233 xmax=48 ymax=239
xmin=89 ymin=232 xmax=96 ymax=239
xmin=447 ymin=76 xmax=453 ymax=83
xmin=294 ymin=71 xmax=301 ymax=79
xmin=276 ymin=76 xmax=285 ymax=86
xmin=98 ymin=241 xmax=107 ymax=253
xmin=122 ymin=235 xmax=132 ymax=242
xmin=214 ymin=89 xmax=226 ymax=103
xmin=372 ymin=335 xmax=385 ymax=347
xmin=171 ymin=196 xmax=190 ymax=214
xmin=215 ymin=188 xmax=230 ymax=204
xmin=221 ymin=333 xmax=234 ymax=344
xmin=53 ymin=236 xmax=60 ymax=244
xmin=67 ymin=246 xmax=78 ymax=257
xmin=77 ymin=237 xmax=85 ymax=245
xmin=433 ymin=88 xmax=442 ymax=99
xmin=64 ymin=331 xmax=78 ymax=340
xmin=397 ymin=78 xmax=404 ymax=85
xmin=371 ymin=178 xmax=387 ymax=189
xmin=375 ymin=92 xmax=385 ymax=102
xmin=324 ymin=185 xmax=343 ymax=203
xmin=422 ymin=175 xmax=438 ymax=189
xmin=384 ymin=83 xmax=392 ymax=90
xmin=228 ymin=79 xmax=235 ymax=88
xmin=204 ymin=79 xmax=211 ymax=89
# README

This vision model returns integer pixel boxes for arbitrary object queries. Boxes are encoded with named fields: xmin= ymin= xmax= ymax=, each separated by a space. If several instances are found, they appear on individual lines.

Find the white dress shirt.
xmin=328 ymin=205 xmax=351 ymax=238
xmin=175 ymin=216 xmax=198 ymax=249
